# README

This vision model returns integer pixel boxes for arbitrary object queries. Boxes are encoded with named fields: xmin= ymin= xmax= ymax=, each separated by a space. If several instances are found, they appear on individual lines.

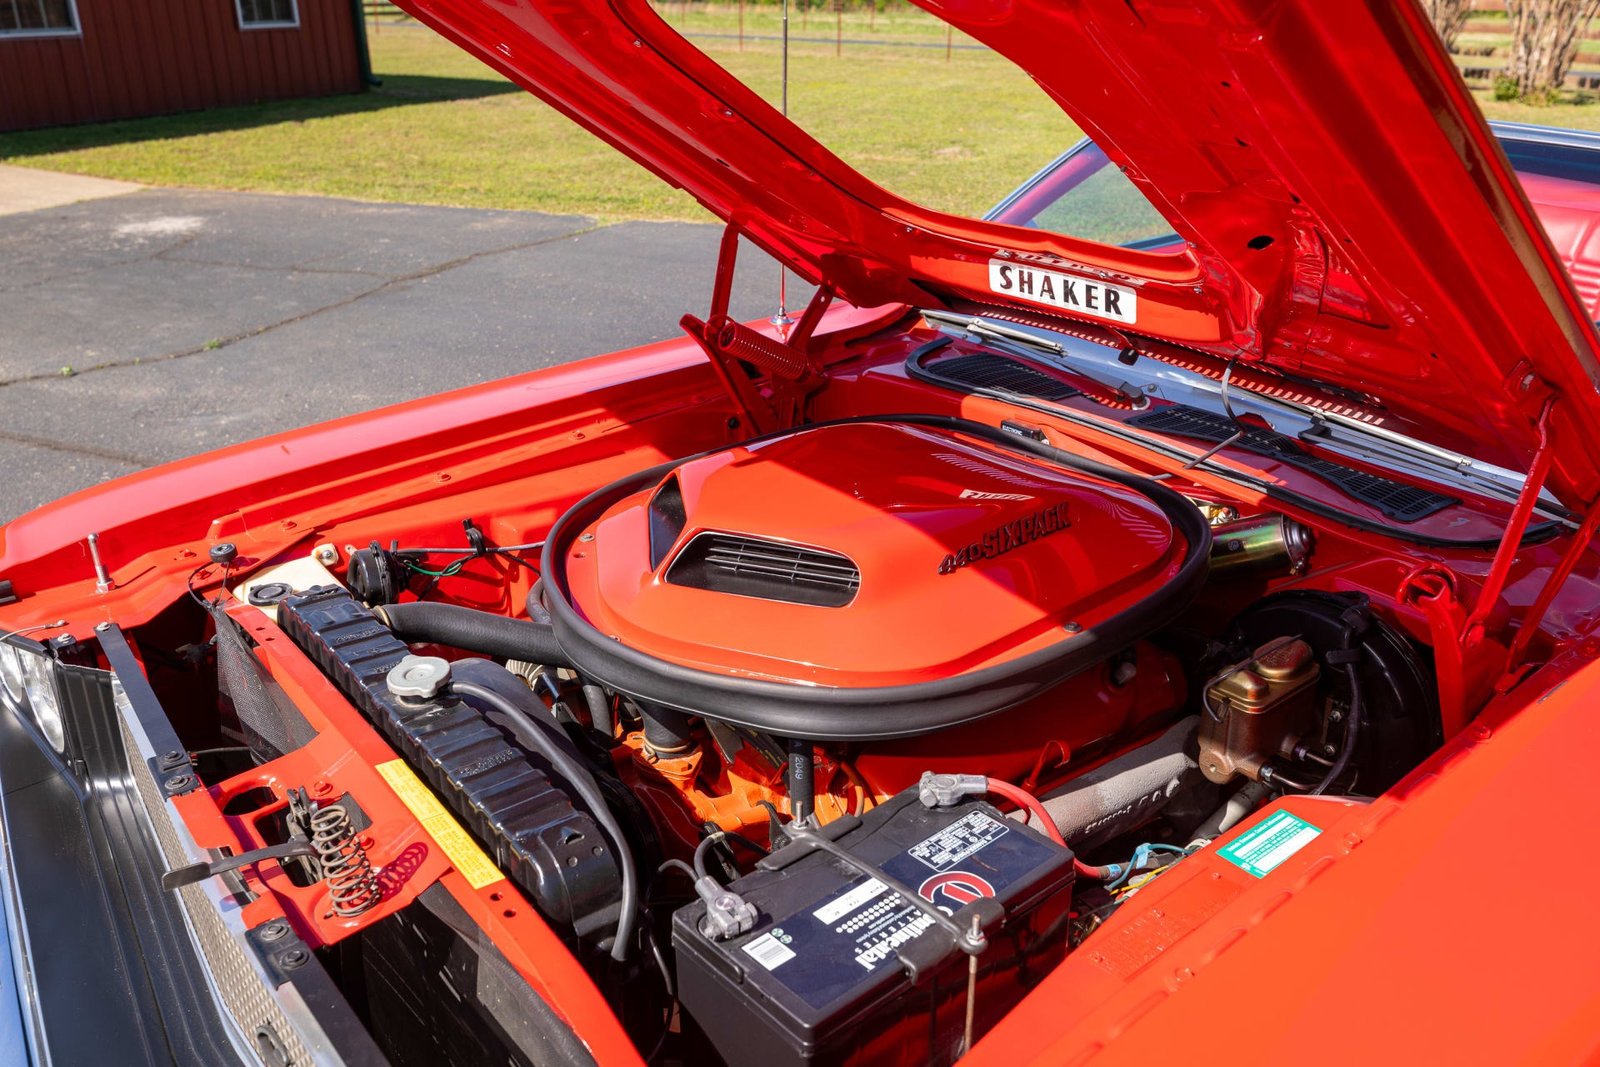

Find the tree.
xmin=1504 ymin=0 xmax=1600 ymax=101
xmin=1423 ymin=0 xmax=1473 ymax=54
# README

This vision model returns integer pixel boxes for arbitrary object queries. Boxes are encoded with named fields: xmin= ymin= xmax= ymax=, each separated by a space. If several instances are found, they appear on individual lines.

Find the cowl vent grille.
xmin=667 ymin=534 xmax=860 ymax=607
xmin=1126 ymin=405 xmax=1459 ymax=522
xmin=929 ymin=351 xmax=1079 ymax=401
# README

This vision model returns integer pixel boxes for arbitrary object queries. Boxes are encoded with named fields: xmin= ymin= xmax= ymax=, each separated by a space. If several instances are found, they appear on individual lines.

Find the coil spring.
xmin=311 ymin=804 xmax=381 ymax=917
xmin=709 ymin=314 xmax=814 ymax=382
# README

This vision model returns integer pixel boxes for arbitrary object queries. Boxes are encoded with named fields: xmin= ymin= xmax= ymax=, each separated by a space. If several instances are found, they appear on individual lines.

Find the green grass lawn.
xmin=4 ymin=7 xmax=1600 ymax=224
xmin=0 ymin=12 xmax=1073 ymax=222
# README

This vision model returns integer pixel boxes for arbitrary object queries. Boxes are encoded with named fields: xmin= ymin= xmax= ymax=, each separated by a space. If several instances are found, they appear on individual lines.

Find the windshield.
xmin=987 ymin=141 xmax=1178 ymax=249
xmin=993 ymin=126 xmax=1600 ymax=266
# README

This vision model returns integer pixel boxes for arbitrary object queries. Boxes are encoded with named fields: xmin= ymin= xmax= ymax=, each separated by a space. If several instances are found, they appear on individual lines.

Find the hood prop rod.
xmin=1181 ymin=362 xmax=1246 ymax=469
xmin=1506 ymin=493 xmax=1600 ymax=670
xmin=684 ymin=223 xmax=770 ymax=433
xmin=773 ymin=0 xmax=793 ymax=328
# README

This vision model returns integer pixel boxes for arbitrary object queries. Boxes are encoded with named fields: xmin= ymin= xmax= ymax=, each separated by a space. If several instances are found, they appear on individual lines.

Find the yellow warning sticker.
xmin=376 ymin=759 xmax=505 ymax=890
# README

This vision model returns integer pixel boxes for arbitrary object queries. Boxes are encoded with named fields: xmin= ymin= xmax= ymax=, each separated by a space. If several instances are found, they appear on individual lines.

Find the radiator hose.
xmin=374 ymin=601 xmax=569 ymax=667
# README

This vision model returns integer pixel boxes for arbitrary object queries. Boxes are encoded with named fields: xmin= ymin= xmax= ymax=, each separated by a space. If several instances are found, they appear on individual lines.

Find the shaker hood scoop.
xmin=395 ymin=0 xmax=1600 ymax=505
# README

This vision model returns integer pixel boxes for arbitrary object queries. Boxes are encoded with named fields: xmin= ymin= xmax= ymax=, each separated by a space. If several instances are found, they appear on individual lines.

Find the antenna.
xmin=771 ymin=0 xmax=793 ymax=332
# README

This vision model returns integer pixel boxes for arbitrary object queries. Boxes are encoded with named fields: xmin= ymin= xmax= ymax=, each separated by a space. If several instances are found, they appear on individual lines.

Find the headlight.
xmin=0 ymin=638 xmax=67 ymax=753
xmin=0 ymin=644 xmax=24 ymax=705
xmin=20 ymin=653 xmax=65 ymax=752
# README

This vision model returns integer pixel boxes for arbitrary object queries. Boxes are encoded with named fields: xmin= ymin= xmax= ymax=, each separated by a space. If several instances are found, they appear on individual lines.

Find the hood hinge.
xmin=1409 ymin=395 xmax=1591 ymax=713
xmin=682 ymin=224 xmax=828 ymax=435
xmin=1504 ymin=493 xmax=1600 ymax=672
xmin=1460 ymin=396 xmax=1558 ymax=649
xmin=1505 ymin=359 xmax=1558 ymax=416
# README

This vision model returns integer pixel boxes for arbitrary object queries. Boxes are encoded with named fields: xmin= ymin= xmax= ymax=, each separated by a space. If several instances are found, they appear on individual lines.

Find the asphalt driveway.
xmin=0 ymin=184 xmax=780 ymax=522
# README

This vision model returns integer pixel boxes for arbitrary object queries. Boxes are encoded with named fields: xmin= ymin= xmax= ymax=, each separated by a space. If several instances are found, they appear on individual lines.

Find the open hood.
xmin=396 ymin=0 xmax=1600 ymax=506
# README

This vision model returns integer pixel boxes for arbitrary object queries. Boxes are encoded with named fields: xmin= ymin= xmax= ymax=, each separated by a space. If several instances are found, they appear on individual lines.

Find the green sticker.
xmin=1217 ymin=809 xmax=1322 ymax=878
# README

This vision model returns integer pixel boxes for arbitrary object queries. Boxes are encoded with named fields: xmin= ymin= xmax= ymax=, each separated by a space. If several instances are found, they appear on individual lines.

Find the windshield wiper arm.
xmin=928 ymin=311 xmax=1148 ymax=408
xmin=947 ymin=314 xmax=1064 ymax=353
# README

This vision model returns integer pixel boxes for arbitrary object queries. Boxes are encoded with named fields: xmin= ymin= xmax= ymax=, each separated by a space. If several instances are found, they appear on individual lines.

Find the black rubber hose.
xmin=787 ymin=738 xmax=815 ymax=825
xmin=376 ymin=601 xmax=569 ymax=666
xmin=582 ymin=684 xmax=614 ymax=738
xmin=692 ymin=832 xmax=726 ymax=882
xmin=1309 ymin=605 xmax=1370 ymax=797
xmin=1309 ymin=660 xmax=1363 ymax=796
xmin=638 ymin=702 xmax=695 ymax=754
xmin=452 ymin=680 xmax=639 ymax=963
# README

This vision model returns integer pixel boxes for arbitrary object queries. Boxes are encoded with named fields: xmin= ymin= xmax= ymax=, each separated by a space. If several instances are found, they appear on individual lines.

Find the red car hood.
xmin=397 ymin=0 xmax=1600 ymax=506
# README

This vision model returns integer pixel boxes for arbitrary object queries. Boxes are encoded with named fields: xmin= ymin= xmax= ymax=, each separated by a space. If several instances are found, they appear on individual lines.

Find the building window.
xmin=0 ymin=0 xmax=80 ymax=37
xmin=236 ymin=0 xmax=298 ymax=29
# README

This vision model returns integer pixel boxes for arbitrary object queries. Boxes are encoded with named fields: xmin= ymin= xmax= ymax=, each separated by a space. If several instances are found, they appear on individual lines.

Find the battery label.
xmin=813 ymin=877 xmax=888 ymax=923
xmin=743 ymin=932 xmax=797 ymax=971
xmin=819 ymin=876 xmax=930 ymax=973
xmin=1218 ymin=809 xmax=1322 ymax=878
xmin=854 ymin=912 xmax=937 ymax=969
xmin=908 ymin=811 xmax=1010 ymax=872
xmin=734 ymin=872 xmax=934 ymax=1008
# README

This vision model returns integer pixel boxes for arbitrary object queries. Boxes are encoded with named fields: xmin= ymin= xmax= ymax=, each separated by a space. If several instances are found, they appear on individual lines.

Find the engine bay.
xmin=18 ymin=299 xmax=1591 ymax=1065
xmin=10 ymin=0 xmax=1600 ymax=1054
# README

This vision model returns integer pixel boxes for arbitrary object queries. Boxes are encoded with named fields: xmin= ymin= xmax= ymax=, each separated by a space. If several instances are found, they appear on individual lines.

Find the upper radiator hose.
xmin=375 ymin=601 xmax=569 ymax=667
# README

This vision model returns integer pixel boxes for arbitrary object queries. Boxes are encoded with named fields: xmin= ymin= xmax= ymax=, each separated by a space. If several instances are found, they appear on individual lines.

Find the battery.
xmin=672 ymin=789 xmax=1075 ymax=1067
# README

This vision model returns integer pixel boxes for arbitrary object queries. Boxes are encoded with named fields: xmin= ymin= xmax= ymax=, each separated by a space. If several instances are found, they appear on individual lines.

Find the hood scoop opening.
xmin=666 ymin=533 xmax=860 ymax=608
xmin=648 ymin=476 xmax=688 ymax=568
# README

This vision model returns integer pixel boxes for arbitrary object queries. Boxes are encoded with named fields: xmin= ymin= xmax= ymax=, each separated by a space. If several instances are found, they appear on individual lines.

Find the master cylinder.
xmin=1198 ymin=636 xmax=1320 ymax=784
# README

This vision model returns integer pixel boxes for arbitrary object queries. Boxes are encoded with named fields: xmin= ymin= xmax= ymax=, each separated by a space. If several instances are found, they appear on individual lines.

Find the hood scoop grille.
xmin=667 ymin=534 xmax=860 ymax=607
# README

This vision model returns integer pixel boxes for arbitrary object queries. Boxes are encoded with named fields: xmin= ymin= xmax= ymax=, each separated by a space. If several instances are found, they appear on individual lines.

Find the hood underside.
xmin=396 ymin=0 xmax=1600 ymax=506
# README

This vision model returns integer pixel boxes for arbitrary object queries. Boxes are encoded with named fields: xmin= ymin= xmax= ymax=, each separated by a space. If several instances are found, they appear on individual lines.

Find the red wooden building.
xmin=0 ymin=0 xmax=371 ymax=132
